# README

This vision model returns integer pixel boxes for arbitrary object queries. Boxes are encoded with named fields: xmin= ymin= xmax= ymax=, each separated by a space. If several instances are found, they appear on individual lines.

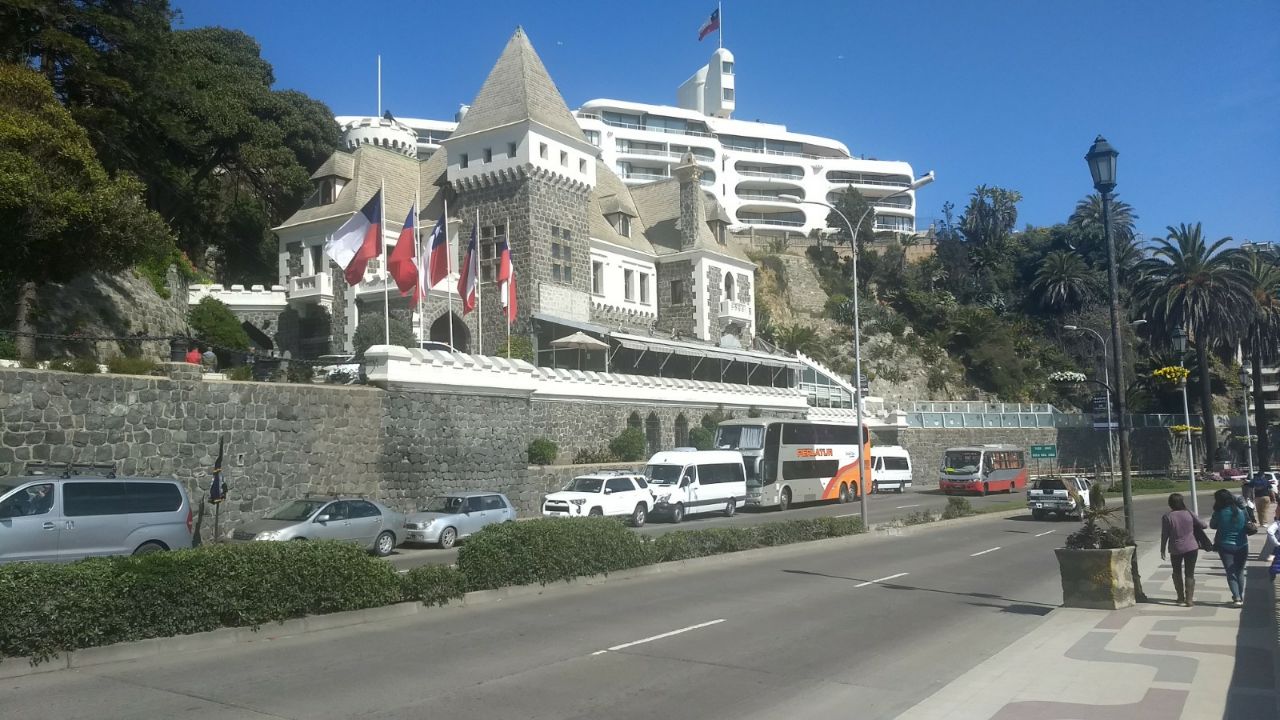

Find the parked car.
xmin=0 ymin=463 xmax=193 ymax=564
xmin=871 ymin=446 xmax=913 ymax=493
xmin=1027 ymin=476 xmax=1091 ymax=520
xmin=542 ymin=472 xmax=652 ymax=527
xmin=645 ymin=449 xmax=746 ymax=522
xmin=229 ymin=496 xmax=403 ymax=556
xmin=403 ymin=492 xmax=515 ymax=549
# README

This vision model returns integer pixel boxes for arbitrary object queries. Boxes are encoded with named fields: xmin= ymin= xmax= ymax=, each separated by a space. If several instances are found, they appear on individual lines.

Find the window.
xmin=699 ymin=463 xmax=745 ymax=485
xmin=125 ymin=482 xmax=182 ymax=513
xmin=539 ymin=143 xmax=548 ymax=159
xmin=724 ymin=273 xmax=735 ymax=300
xmin=508 ymin=142 xmax=518 ymax=158
xmin=634 ymin=476 xmax=648 ymax=489
xmin=883 ymin=457 xmax=910 ymax=471
xmin=624 ymin=269 xmax=635 ymax=301
xmin=322 ymin=501 xmax=349 ymax=520
xmin=783 ymin=460 xmax=840 ymax=481
xmin=583 ymin=129 xmax=600 ymax=146
xmin=614 ymin=214 xmax=631 ymax=237
xmin=722 ymin=61 xmax=734 ymax=74
xmin=579 ymin=158 xmax=587 ymax=173
xmin=605 ymin=478 xmax=633 ymax=494
xmin=320 ymin=179 xmax=335 ymax=205
xmin=348 ymin=500 xmax=381 ymax=518
xmin=310 ymin=245 xmax=324 ymax=274
xmin=639 ymin=272 xmax=650 ymax=304
xmin=64 ymin=481 xmax=127 ymax=517
xmin=551 ymin=241 xmax=572 ymax=284
xmin=592 ymin=260 xmax=604 ymax=295
xmin=560 ymin=150 xmax=568 ymax=167
xmin=671 ymin=279 xmax=686 ymax=304
xmin=482 ymin=495 xmax=507 ymax=511
xmin=0 ymin=483 xmax=54 ymax=517
xmin=723 ymin=88 xmax=735 ymax=102
xmin=466 ymin=496 xmax=484 ymax=513
xmin=483 ymin=148 xmax=492 ymax=163
xmin=782 ymin=423 xmax=815 ymax=445
xmin=460 ymin=153 xmax=469 ymax=169
xmin=481 ymin=230 xmax=496 ymax=283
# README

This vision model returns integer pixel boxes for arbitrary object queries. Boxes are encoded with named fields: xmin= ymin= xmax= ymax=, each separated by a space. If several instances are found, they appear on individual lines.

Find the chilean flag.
xmin=326 ymin=190 xmax=382 ymax=286
xmin=425 ymin=215 xmax=450 ymax=287
xmin=457 ymin=226 xmax=479 ymax=314
xmin=698 ymin=8 xmax=719 ymax=41
xmin=496 ymin=237 xmax=516 ymax=324
xmin=387 ymin=204 xmax=420 ymax=300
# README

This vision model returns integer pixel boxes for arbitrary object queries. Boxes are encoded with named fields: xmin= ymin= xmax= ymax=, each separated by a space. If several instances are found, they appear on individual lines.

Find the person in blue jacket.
xmin=1210 ymin=488 xmax=1249 ymax=607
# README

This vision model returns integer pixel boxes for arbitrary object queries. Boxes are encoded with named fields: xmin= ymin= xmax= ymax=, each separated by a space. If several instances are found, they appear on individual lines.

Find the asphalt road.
xmin=385 ymin=486 xmax=1033 ymax=570
xmin=3 ymin=491 xmax=1209 ymax=720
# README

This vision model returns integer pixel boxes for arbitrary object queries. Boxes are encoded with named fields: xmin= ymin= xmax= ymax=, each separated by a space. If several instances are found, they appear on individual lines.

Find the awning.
xmin=609 ymin=332 xmax=801 ymax=371
xmin=532 ymin=312 xmax=610 ymax=336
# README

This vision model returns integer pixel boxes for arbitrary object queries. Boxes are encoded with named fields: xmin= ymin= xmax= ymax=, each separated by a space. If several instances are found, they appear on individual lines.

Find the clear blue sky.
xmin=175 ymin=0 xmax=1278 ymax=244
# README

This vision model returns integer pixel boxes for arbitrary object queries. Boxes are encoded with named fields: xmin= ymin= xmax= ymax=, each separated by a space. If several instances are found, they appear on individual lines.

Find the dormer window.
xmin=319 ymin=178 xmax=339 ymax=205
xmin=611 ymin=213 xmax=632 ymax=238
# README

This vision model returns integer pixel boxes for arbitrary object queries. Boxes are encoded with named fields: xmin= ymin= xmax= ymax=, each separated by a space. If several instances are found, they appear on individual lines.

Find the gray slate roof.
xmin=450 ymin=27 xmax=587 ymax=145
xmin=278 ymin=145 xmax=419 ymax=231
xmin=626 ymin=179 xmax=749 ymax=262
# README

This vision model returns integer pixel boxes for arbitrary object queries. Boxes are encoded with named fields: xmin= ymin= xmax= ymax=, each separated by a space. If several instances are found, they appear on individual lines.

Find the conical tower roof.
xmin=451 ymin=27 xmax=586 ymax=144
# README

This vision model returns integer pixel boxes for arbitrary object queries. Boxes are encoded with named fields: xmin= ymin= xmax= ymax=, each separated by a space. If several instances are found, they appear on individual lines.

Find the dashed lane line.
xmin=591 ymin=619 xmax=727 ymax=656
xmin=1035 ymin=530 xmax=1055 ymax=537
xmin=854 ymin=572 xmax=909 ymax=588
xmin=970 ymin=547 xmax=1001 ymax=557
xmin=895 ymin=504 xmax=922 ymax=509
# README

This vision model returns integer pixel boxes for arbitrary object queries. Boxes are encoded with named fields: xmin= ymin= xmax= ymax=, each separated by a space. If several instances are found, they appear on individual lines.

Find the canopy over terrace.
xmin=608 ymin=332 xmax=799 ymax=388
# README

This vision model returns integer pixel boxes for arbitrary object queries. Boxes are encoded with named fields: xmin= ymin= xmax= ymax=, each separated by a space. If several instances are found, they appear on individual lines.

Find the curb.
xmin=0 ymin=494 xmax=1170 ymax=678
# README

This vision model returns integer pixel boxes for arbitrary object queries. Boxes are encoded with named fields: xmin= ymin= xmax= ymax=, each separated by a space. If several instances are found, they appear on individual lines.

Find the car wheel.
xmin=839 ymin=483 xmax=851 ymax=504
xmin=981 ymin=483 xmax=989 ymax=497
xmin=133 ymin=541 xmax=166 ymax=556
xmin=589 ymin=507 xmax=603 ymax=517
xmin=779 ymin=488 xmax=792 ymax=512
xmin=631 ymin=504 xmax=647 ymax=527
xmin=373 ymin=531 xmax=395 ymax=557
xmin=672 ymin=503 xmax=685 ymax=523
xmin=724 ymin=498 xmax=737 ymax=517
xmin=1031 ymin=509 xmax=1045 ymax=520
xmin=439 ymin=526 xmax=458 ymax=549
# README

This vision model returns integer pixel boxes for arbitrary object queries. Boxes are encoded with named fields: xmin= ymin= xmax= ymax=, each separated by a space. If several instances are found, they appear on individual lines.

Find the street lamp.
xmin=1173 ymin=325 xmax=1200 ymax=515
xmin=779 ymin=171 xmax=936 ymax=529
xmin=1085 ymin=135 xmax=1135 ymax=535
xmin=1240 ymin=366 xmax=1256 ymax=477
xmin=1064 ymin=324 xmax=1116 ymax=484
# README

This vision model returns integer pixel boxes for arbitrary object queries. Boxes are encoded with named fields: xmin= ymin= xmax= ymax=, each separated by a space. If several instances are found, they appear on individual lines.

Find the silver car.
xmin=403 ymin=492 xmax=515 ymax=549
xmin=229 ymin=496 xmax=404 ymax=556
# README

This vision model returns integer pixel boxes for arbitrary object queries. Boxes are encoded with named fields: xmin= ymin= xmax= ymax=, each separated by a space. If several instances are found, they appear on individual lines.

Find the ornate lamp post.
xmin=1240 ymin=366 xmax=1256 ymax=477
xmin=1085 ymin=135 xmax=1134 ymax=535
xmin=1172 ymin=326 xmax=1200 ymax=515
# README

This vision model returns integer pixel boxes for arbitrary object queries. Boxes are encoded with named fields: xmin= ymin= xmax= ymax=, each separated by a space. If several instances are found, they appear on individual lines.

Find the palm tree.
xmin=773 ymin=324 xmax=825 ymax=360
xmin=1237 ymin=249 xmax=1280 ymax=469
xmin=1031 ymin=250 xmax=1101 ymax=311
xmin=1068 ymin=194 xmax=1141 ymax=280
xmin=1134 ymin=223 xmax=1251 ymax=465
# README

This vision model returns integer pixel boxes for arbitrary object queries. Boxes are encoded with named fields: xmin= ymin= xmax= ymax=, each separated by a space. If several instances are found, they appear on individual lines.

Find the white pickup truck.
xmin=1027 ymin=476 xmax=1091 ymax=520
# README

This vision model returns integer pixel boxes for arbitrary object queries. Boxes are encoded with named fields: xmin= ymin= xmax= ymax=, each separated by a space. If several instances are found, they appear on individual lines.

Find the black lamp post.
xmin=1086 ymin=135 xmax=1134 ymax=535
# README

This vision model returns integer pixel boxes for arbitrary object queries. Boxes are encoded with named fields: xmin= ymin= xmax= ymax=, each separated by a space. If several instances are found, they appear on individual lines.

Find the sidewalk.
xmin=897 ymin=542 xmax=1279 ymax=720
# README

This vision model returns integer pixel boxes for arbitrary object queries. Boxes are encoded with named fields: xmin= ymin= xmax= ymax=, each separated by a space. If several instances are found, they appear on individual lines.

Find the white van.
xmin=871 ymin=446 xmax=913 ymax=493
xmin=644 ymin=449 xmax=746 ymax=523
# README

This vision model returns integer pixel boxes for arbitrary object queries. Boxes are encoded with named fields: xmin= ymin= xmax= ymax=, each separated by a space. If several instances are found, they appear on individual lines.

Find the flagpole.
xmin=719 ymin=2 xmax=723 ymax=49
xmin=445 ymin=197 xmax=455 ymax=350
xmin=414 ymin=189 xmax=423 ymax=348
xmin=377 ymin=55 xmax=382 ymax=116
xmin=381 ymin=178 xmax=390 ymax=345
xmin=505 ymin=219 xmax=511 ymax=359
xmin=476 ymin=207 xmax=483 ymax=357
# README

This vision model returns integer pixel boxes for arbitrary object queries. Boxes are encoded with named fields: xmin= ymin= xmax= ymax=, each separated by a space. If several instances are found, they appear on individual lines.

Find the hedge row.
xmin=2 ymin=516 xmax=866 ymax=665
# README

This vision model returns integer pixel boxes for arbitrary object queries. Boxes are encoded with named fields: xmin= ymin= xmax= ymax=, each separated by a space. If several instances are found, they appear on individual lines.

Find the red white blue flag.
xmin=698 ymin=8 xmax=720 ymax=41
xmin=325 ymin=189 xmax=382 ymax=286
xmin=457 ymin=225 xmax=479 ymax=314
xmin=387 ymin=203 xmax=420 ymax=300
xmin=425 ymin=214 xmax=450 ymax=288
xmin=496 ymin=237 xmax=516 ymax=324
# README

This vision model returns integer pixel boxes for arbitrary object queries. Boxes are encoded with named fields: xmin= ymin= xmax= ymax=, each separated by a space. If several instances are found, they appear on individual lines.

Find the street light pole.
xmin=1064 ymin=325 xmax=1116 ymax=484
xmin=779 ymin=171 xmax=935 ymax=530
xmin=1173 ymin=326 xmax=1200 ymax=515
xmin=1241 ymin=367 xmax=1256 ymax=477
xmin=1085 ymin=135 xmax=1135 ymax=536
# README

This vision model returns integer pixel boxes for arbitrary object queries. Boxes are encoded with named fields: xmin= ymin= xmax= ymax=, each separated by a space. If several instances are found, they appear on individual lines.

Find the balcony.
xmin=599 ymin=118 xmax=715 ymax=138
xmin=719 ymin=300 xmax=752 ymax=321
xmin=288 ymin=273 xmax=334 ymax=305
xmin=826 ymin=171 xmax=912 ymax=188
xmin=737 ymin=169 xmax=804 ymax=181
xmin=738 ymin=216 xmax=806 ymax=228
xmin=738 ymin=192 xmax=799 ymax=202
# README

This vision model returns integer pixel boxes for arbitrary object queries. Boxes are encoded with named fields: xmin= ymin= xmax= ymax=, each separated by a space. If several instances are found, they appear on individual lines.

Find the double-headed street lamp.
xmin=1172 ymin=326 xmax=1201 ymax=515
xmin=1085 ymin=135 xmax=1135 ymax=536
xmin=779 ymin=171 xmax=936 ymax=528
xmin=1064 ymin=320 xmax=1147 ymax=485
xmin=1240 ymin=366 xmax=1256 ymax=477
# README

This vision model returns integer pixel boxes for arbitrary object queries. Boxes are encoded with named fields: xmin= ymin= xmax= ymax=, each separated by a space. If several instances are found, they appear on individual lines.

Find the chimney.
xmin=674 ymin=152 xmax=705 ymax=251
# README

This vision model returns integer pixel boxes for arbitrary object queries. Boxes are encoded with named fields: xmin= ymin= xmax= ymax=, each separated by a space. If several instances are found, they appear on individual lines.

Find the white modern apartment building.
xmin=337 ymin=47 xmax=923 ymax=238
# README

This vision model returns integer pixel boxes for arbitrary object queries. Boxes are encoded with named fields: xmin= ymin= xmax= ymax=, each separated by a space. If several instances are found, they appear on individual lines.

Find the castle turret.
xmin=674 ymin=152 xmax=707 ymax=251
xmin=340 ymin=112 xmax=417 ymax=157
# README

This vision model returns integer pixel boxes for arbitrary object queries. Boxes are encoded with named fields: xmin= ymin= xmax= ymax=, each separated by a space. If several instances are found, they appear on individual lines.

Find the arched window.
xmin=724 ymin=273 xmax=735 ymax=300
xmin=674 ymin=414 xmax=689 ymax=447
xmin=646 ymin=412 xmax=662 ymax=456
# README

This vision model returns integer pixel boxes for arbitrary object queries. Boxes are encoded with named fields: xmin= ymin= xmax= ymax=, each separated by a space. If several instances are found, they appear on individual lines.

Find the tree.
xmin=825 ymin=186 xmax=878 ymax=254
xmin=773 ymin=324 xmax=824 ymax=359
xmin=1135 ymin=222 xmax=1251 ymax=464
xmin=1068 ymin=193 xmax=1141 ymax=280
xmin=187 ymin=296 xmax=250 ymax=351
xmin=0 ymin=63 xmax=174 ymax=358
xmin=1237 ymin=249 xmax=1280 ymax=469
xmin=352 ymin=313 xmax=415 ymax=359
xmin=1030 ymin=250 xmax=1101 ymax=312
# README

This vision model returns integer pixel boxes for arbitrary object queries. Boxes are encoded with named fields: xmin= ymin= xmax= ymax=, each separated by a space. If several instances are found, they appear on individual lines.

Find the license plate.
xmin=408 ymin=532 xmax=425 ymax=540
xmin=1033 ymin=503 xmax=1043 ymax=508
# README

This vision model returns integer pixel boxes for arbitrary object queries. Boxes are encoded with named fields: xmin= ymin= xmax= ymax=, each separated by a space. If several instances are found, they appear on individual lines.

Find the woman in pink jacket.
xmin=1161 ymin=493 xmax=1208 ymax=607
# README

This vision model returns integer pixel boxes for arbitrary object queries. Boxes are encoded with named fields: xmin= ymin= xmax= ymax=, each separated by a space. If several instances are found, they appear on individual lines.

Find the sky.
xmin=174 ymin=0 xmax=1279 ymax=244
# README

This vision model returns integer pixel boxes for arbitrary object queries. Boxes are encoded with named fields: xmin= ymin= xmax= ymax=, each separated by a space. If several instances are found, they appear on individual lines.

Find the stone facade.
xmin=675 ymin=157 xmax=706 ymax=251
xmin=655 ymin=259 xmax=697 ymax=339
xmin=30 ymin=269 xmax=190 ymax=360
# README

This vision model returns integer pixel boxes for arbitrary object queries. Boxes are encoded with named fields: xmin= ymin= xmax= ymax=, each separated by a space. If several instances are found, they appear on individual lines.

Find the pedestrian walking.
xmin=185 ymin=346 xmax=201 ymax=364
xmin=1209 ymin=488 xmax=1250 ymax=607
xmin=1251 ymin=471 xmax=1277 ymax=525
xmin=1161 ymin=493 xmax=1208 ymax=607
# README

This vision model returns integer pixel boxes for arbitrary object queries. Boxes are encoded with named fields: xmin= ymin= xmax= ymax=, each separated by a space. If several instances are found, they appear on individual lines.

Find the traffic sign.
xmin=1030 ymin=444 xmax=1057 ymax=459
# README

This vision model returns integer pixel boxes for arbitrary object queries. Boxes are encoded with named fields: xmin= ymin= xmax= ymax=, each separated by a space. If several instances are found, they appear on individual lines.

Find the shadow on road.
xmin=780 ymin=568 xmax=1057 ymax=611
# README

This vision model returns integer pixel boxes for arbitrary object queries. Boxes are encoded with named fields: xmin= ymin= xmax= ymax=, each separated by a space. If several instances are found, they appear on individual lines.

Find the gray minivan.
xmin=0 ymin=466 xmax=193 ymax=564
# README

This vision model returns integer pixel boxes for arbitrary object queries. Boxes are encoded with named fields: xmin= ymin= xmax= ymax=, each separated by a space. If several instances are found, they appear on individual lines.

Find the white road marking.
xmin=835 ymin=513 xmax=859 ymax=518
xmin=895 ymin=504 xmax=921 ymax=509
xmin=971 ymin=547 xmax=1001 ymax=556
xmin=854 ymin=572 xmax=909 ymax=588
xmin=591 ymin=619 xmax=726 ymax=656
xmin=1035 ymin=530 xmax=1055 ymax=537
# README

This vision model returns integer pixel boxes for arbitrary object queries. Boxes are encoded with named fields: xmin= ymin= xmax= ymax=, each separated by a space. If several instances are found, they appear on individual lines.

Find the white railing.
xmin=738 ymin=217 xmax=806 ymax=228
xmin=738 ymin=193 xmax=797 ymax=202
xmin=600 ymin=118 xmax=715 ymax=138
xmin=620 ymin=170 xmax=669 ymax=181
xmin=723 ymin=144 xmax=826 ymax=160
xmin=719 ymin=300 xmax=752 ymax=320
xmin=288 ymin=273 xmax=334 ymax=299
xmin=826 ymin=174 xmax=912 ymax=188
xmin=737 ymin=169 xmax=803 ymax=180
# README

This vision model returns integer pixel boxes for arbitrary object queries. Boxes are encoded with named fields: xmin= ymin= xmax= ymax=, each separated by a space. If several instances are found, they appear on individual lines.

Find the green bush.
xmin=456 ymin=518 xmax=651 ymax=591
xmin=189 ymin=296 xmax=250 ymax=352
xmin=285 ymin=362 xmax=315 ymax=384
xmin=688 ymin=426 xmax=714 ymax=450
xmin=650 ymin=517 xmax=864 ymax=562
xmin=572 ymin=447 xmax=617 ymax=464
xmin=0 ymin=335 xmax=16 ymax=360
xmin=1106 ymin=477 xmax=1177 ymax=493
xmin=902 ymin=510 xmax=936 ymax=525
xmin=499 ymin=335 xmax=535 ymax=362
xmin=106 ymin=356 xmax=158 ymax=375
xmin=940 ymin=496 xmax=975 ymax=519
xmin=352 ymin=313 xmax=415 ymax=359
xmin=227 ymin=365 xmax=253 ymax=381
xmin=0 ymin=541 xmax=403 ymax=664
xmin=399 ymin=565 xmax=467 ymax=607
xmin=527 ymin=438 xmax=559 ymax=465
xmin=48 ymin=357 xmax=99 ymax=374
xmin=609 ymin=427 xmax=647 ymax=462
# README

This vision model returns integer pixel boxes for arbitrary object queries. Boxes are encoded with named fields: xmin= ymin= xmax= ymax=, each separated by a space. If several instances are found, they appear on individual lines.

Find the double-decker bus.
xmin=938 ymin=445 xmax=1027 ymax=495
xmin=714 ymin=418 xmax=871 ymax=511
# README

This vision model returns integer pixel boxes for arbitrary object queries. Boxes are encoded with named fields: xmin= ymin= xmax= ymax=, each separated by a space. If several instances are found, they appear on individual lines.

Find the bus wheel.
xmin=778 ymin=488 xmax=792 ymax=512
xmin=724 ymin=499 xmax=736 ymax=517
xmin=839 ymin=483 xmax=851 ymax=504
xmin=981 ymin=483 xmax=989 ymax=496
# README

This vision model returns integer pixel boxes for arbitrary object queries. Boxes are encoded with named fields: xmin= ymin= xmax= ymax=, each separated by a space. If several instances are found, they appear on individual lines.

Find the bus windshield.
xmin=715 ymin=425 xmax=765 ymax=451
xmin=647 ymin=465 xmax=684 ymax=485
xmin=943 ymin=451 xmax=982 ymax=475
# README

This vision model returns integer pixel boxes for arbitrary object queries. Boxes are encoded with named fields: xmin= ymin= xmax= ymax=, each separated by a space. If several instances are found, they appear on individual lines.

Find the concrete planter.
xmin=1054 ymin=546 xmax=1136 ymax=610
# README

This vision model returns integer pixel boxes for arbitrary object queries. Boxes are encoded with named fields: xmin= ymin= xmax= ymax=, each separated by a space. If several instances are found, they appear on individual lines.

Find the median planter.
xmin=1054 ymin=546 xmax=1136 ymax=609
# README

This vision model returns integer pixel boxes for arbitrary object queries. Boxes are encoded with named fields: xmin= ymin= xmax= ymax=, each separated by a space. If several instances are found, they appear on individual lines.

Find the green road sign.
xmin=1030 ymin=444 xmax=1057 ymax=459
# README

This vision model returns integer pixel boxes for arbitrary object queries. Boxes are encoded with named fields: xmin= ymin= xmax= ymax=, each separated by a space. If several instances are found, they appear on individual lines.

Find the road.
xmin=2 ymin=491 xmax=1207 ymax=720
xmin=386 ymin=486 xmax=1031 ymax=570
